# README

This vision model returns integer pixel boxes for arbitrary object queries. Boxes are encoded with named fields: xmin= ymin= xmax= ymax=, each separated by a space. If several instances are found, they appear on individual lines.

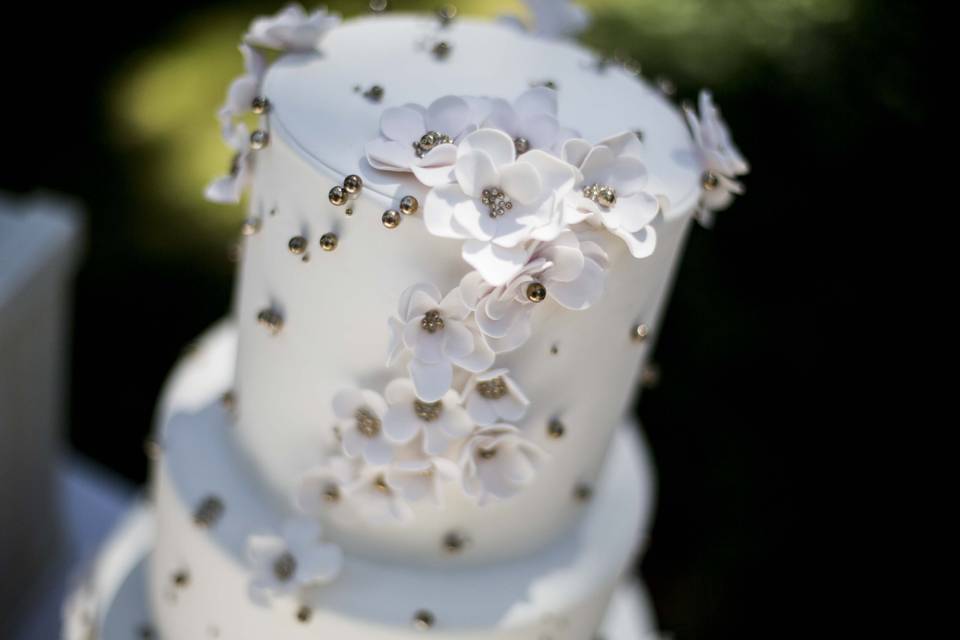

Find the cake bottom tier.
xmin=69 ymin=322 xmax=658 ymax=639
xmin=62 ymin=504 xmax=659 ymax=639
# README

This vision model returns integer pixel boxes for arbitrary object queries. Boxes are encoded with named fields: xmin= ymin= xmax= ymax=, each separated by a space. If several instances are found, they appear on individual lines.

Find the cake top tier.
xmin=261 ymin=14 xmax=701 ymax=216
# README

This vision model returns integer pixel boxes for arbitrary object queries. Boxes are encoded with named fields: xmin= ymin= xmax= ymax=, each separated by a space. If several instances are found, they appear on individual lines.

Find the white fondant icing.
xmin=145 ymin=324 xmax=655 ymax=638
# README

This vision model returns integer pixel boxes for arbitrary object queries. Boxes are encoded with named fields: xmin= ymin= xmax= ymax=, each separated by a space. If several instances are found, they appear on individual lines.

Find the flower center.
xmin=702 ymin=171 xmax=720 ymax=191
xmin=583 ymin=183 xmax=617 ymax=208
xmin=354 ymin=408 xmax=382 ymax=438
xmin=414 ymin=399 xmax=444 ymax=422
xmin=513 ymin=137 xmax=530 ymax=154
xmin=273 ymin=552 xmax=297 ymax=582
xmin=421 ymin=309 xmax=445 ymax=333
xmin=373 ymin=474 xmax=392 ymax=493
xmin=476 ymin=376 xmax=508 ymax=399
xmin=413 ymin=131 xmax=453 ymax=158
xmin=481 ymin=187 xmax=513 ymax=218
xmin=478 ymin=446 xmax=498 ymax=460
xmin=323 ymin=483 xmax=341 ymax=503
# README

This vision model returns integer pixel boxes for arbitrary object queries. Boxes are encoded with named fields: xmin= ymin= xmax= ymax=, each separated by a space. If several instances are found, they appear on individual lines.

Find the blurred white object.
xmin=0 ymin=194 xmax=84 ymax=626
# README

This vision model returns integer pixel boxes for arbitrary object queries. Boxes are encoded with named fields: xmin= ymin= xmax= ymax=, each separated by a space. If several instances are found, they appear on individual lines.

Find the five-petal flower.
xmin=381 ymin=378 xmax=474 ymax=455
xmin=459 ymin=425 xmax=544 ymax=504
xmin=562 ymin=132 xmax=662 ymax=258
xmin=244 ymin=3 xmax=340 ymax=52
xmin=387 ymin=283 xmax=494 ymax=402
xmin=332 ymin=388 xmax=393 ymax=465
xmin=462 ymin=369 xmax=530 ymax=426
xmin=247 ymin=519 xmax=342 ymax=602
xmin=483 ymin=87 xmax=579 ymax=154
xmin=217 ymin=44 xmax=267 ymax=134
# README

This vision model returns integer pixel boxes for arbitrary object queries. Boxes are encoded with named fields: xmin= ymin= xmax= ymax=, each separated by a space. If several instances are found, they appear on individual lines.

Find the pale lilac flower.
xmin=381 ymin=378 xmax=474 ymax=455
xmin=244 ymin=3 xmax=340 ymax=52
xmin=483 ymin=87 xmax=579 ymax=154
xmin=247 ymin=520 xmax=342 ymax=601
xmin=387 ymin=283 xmax=494 ymax=403
xmin=459 ymin=425 xmax=544 ymax=504
xmin=461 ymin=369 xmax=530 ymax=426
xmin=332 ymin=388 xmax=393 ymax=465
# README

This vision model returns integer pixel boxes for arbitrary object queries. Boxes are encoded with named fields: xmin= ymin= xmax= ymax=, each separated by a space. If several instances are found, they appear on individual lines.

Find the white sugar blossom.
xmin=365 ymin=96 xmax=486 ymax=186
xmin=562 ymin=132 xmax=662 ymax=258
xmin=343 ymin=467 xmax=414 ymax=523
xmin=460 ymin=230 xmax=609 ymax=352
xmin=247 ymin=520 xmax=342 ymax=602
xmin=204 ymin=122 xmax=254 ymax=204
xmin=385 ymin=452 xmax=461 ymax=506
xmin=424 ymin=128 xmax=582 ymax=285
xmin=684 ymin=90 xmax=749 ymax=224
xmin=460 ymin=425 xmax=544 ymax=504
xmin=332 ymin=388 xmax=393 ymax=465
xmin=296 ymin=455 xmax=356 ymax=516
xmin=387 ymin=283 xmax=494 ymax=403
xmin=217 ymin=44 xmax=267 ymax=133
xmin=499 ymin=0 xmax=591 ymax=39
xmin=483 ymin=87 xmax=579 ymax=154
xmin=244 ymin=3 xmax=340 ymax=52
xmin=382 ymin=378 xmax=474 ymax=455
xmin=462 ymin=369 xmax=530 ymax=426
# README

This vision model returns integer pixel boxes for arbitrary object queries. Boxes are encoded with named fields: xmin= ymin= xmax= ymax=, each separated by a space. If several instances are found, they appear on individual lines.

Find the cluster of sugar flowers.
xmin=206 ymin=3 xmax=341 ymax=204
xmin=296 ymin=366 xmax=542 ymax=521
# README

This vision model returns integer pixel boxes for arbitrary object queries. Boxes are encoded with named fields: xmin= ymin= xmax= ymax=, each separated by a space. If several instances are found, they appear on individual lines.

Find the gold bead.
xmin=513 ymin=137 xmax=530 ymax=155
xmin=296 ymin=605 xmax=312 ymax=623
xmin=257 ymin=309 xmax=284 ymax=335
xmin=288 ymin=236 xmax=307 ymax=255
xmin=172 ymin=570 xmax=190 ymax=588
xmin=412 ymin=610 xmax=435 ymax=630
xmin=573 ymin=483 xmax=593 ymax=502
xmin=251 ymin=96 xmax=270 ymax=114
xmin=319 ymin=233 xmax=338 ymax=251
xmin=329 ymin=186 xmax=347 ymax=206
xmin=382 ymin=209 xmax=401 ymax=228
xmin=632 ymin=323 xmax=649 ymax=342
xmin=432 ymin=41 xmax=451 ymax=60
xmin=597 ymin=186 xmax=617 ymax=208
xmin=547 ymin=418 xmax=565 ymax=439
xmin=323 ymin=483 xmax=341 ymax=503
xmin=240 ymin=218 xmax=261 ymax=236
xmin=443 ymin=530 xmax=467 ymax=553
xmin=193 ymin=495 xmax=225 ymax=528
xmin=343 ymin=174 xmax=363 ymax=194
xmin=399 ymin=195 xmax=419 ymax=215
xmin=702 ymin=171 xmax=720 ymax=191
xmin=525 ymin=282 xmax=547 ymax=303
xmin=249 ymin=129 xmax=269 ymax=150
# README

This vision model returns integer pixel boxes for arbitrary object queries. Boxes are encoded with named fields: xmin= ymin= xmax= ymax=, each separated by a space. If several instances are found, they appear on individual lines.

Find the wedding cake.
xmin=63 ymin=3 xmax=748 ymax=638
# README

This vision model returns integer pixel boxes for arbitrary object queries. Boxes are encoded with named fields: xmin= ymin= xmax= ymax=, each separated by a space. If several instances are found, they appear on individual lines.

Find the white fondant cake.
xmin=64 ymin=3 xmax=749 ymax=638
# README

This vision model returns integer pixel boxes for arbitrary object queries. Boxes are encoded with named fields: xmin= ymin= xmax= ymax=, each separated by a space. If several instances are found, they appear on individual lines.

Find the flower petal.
xmin=616 ymin=192 xmax=660 ymax=233
xmin=411 ymin=144 xmax=457 ymax=186
xmin=612 ymin=225 xmax=657 ymax=259
xmin=455 ymin=149 xmax=500 ymax=198
xmin=443 ymin=319 xmax=475 ymax=359
xmin=332 ymin=389 xmax=364 ymax=418
xmin=366 ymin=138 xmax=417 ymax=172
xmin=381 ymin=105 xmax=426 ymax=143
xmin=459 ymin=128 xmax=516 ymax=169
xmin=382 ymin=405 xmax=422 ymax=443
xmin=424 ymin=184 xmax=472 ymax=239
xmin=426 ymin=95 xmax=471 ymax=136
xmin=500 ymin=161 xmax=543 ymax=205
xmin=513 ymin=86 xmax=558 ymax=119
xmin=462 ymin=241 xmax=528 ymax=286
xmin=409 ymin=359 xmax=453 ymax=402
xmin=363 ymin=437 xmax=395 ymax=465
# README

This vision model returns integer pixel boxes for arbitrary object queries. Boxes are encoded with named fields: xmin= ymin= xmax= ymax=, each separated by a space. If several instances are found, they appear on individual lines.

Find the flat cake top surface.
xmin=263 ymin=14 xmax=702 ymax=214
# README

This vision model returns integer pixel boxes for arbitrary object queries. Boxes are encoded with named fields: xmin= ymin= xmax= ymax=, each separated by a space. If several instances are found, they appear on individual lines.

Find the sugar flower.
xmin=247 ymin=520 xmax=342 ymax=602
xmin=499 ymin=0 xmax=591 ymax=40
xmin=459 ymin=230 xmax=608 ymax=352
xmin=384 ymin=453 xmax=461 ymax=506
xmin=381 ymin=378 xmax=474 ymax=455
xmin=217 ymin=44 xmax=268 ymax=133
xmin=343 ymin=467 xmax=414 ymax=523
xmin=244 ymin=3 xmax=340 ymax=52
xmin=684 ymin=90 xmax=749 ymax=223
xmin=365 ymin=95 xmax=485 ymax=186
xmin=204 ymin=122 xmax=254 ymax=204
xmin=461 ymin=369 xmax=530 ymax=426
xmin=483 ymin=87 xmax=579 ymax=154
xmin=332 ymin=388 xmax=393 ymax=465
xmin=424 ymin=128 xmax=581 ymax=285
xmin=562 ymin=132 xmax=662 ymax=258
xmin=460 ymin=425 xmax=544 ymax=504
xmin=296 ymin=455 xmax=357 ymax=516
xmin=387 ymin=283 xmax=495 ymax=403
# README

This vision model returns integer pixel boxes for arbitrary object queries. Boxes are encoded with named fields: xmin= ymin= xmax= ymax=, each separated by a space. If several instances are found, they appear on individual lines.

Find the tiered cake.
xmin=63 ymin=3 xmax=748 ymax=639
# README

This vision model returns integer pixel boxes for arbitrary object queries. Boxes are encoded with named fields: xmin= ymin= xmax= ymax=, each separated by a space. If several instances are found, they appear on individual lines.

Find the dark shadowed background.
xmin=1 ymin=0 xmax=924 ymax=636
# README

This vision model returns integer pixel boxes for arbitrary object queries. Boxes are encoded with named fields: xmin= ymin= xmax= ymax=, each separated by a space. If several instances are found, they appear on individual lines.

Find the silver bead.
xmin=363 ymin=85 xmax=384 ymax=102
xmin=193 ymin=496 xmax=225 ymax=528
xmin=319 ymin=232 xmax=338 ymax=251
xmin=432 ymin=41 xmax=451 ymax=60
xmin=249 ymin=129 xmax=269 ymax=150
xmin=296 ymin=606 xmax=313 ymax=623
xmin=547 ymin=418 xmax=565 ymax=439
xmin=382 ymin=209 xmax=401 ymax=228
xmin=597 ymin=186 xmax=617 ymax=208
xmin=573 ymin=483 xmax=593 ymax=502
xmin=288 ymin=236 xmax=307 ymax=255
xmin=443 ymin=530 xmax=467 ymax=553
xmin=632 ymin=323 xmax=649 ymax=342
xmin=702 ymin=172 xmax=720 ymax=191
xmin=513 ymin=137 xmax=530 ymax=155
xmin=412 ymin=610 xmax=435 ymax=630
xmin=257 ymin=309 xmax=284 ymax=335
xmin=329 ymin=186 xmax=348 ymax=206
xmin=343 ymin=174 xmax=363 ymax=194
xmin=251 ymin=96 xmax=270 ymax=114
xmin=399 ymin=195 xmax=419 ymax=215
xmin=240 ymin=218 xmax=261 ymax=236
xmin=526 ymin=282 xmax=547 ymax=303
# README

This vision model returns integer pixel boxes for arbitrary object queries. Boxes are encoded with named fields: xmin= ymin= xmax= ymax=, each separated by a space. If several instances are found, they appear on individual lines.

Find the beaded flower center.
xmin=583 ymin=183 xmax=617 ymax=208
xmin=476 ymin=376 xmax=508 ymax=399
xmin=273 ymin=552 xmax=297 ymax=582
xmin=421 ymin=309 xmax=445 ymax=333
xmin=414 ymin=399 xmax=444 ymax=422
xmin=373 ymin=474 xmax=392 ymax=493
xmin=413 ymin=131 xmax=453 ymax=158
xmin=478 ymin=446 xmax=498 ymax=459
xmin=354 ymin=407 xmax=382 ymax=438
xmin=481 ymin=187 xmax=513 ymax=218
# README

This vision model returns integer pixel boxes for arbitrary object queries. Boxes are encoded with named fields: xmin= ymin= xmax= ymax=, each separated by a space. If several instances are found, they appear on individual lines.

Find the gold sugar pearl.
xmin=323 ymin=483 xmax=341 ymax=503
xmin=251 ymin=96 xmax=270 ymax=114
xmin=329 ymin=186 xmax=348 ymax=206
xmin=547 ymin=418 xmax=565 ymax=439
xmin=412 ymin=610 xmax=436 ymax=630
xmin=249 ymin=129 xmax=269 ymax=150
xmin=399 ymin=195 xmax=419 ymax=215
xmin=296 ymin=606 xmax=313 ymax=623
xmin=443 ymin=530 xmax=467 ymax=553
xmin=240 ymin=218 xmax=261 ymax=236
xmin=193 ymin=495 xmax=225 ymax=528
xmin=702 ymin=172 xmax=720 ymax=191
xmin=343 ymin=174 xmax=363 ymax=194
xmin=273 ymin=552 xmax=297 ymax=582
xmin=257 ymin=309 xmax=284 ymax=335
xmin=288 ymin=236 xmax=307 ymax=255
xmin=382 ymin=209 xmax=402 ymax=228
xmin=526 ymin=282 xmax=547 ymax=303
xmin=319 ymin=233 xmax=339 ymax=251
xmin=632 ymin=324 xmax=649 ymax=342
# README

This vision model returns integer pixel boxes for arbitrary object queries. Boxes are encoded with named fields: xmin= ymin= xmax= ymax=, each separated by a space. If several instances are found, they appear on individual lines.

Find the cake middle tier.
xmin=233 ymin=130 xmax=691 ymax=564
